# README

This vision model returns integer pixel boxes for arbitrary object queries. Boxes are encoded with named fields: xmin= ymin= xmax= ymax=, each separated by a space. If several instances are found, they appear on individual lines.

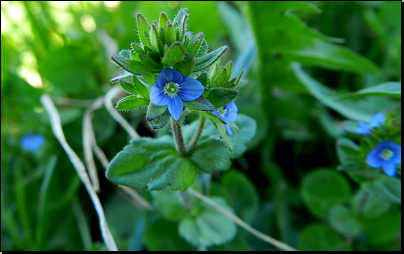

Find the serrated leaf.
xmin=131 ymin=43 xmax=144 ymax=54
xmin=206 ymin=88 xmax=238 ymax=108
xmin=110 ymin=71 xmax=132 ymax=82
xmin=119 ymin=49 xmax=132 ymax=58
xmin=146 ymin=103 xmax=167 ymax=121
xmin=173 ymin=54 xmax=194 ymax=77
xmin=136 ymin=13 xmax=150 ymax=48
xmin=183 ymin=96 xmax=213 ymax=111
xmin=165 ymin=24 xmax=176 ymax=46
xmin=110 ymin=54 xmax=150 ymax=75
xmin=133 ymin=75 xmax=150 ymax=100
xmin=173 ymin=8 xmax=189 ymax=41
xmin=158 ymin=26 xmax=165 ymax=45
xmin=148 ymin=109 xmax=171 ymax=129
xmin=178 ymin=196 xmax=236 ymax=247
xmin=225 ymin=61 xmax=232 ymax=84
xmin=194 ymin=46 xmax=229 ymax=72
xmin=130 ymin=50 xmax=140 ymax=61
xmin=212 ymin=67 xmax=228 ymax=87
xmin=119 ymin=79 xmax=140 ymax=96
xmin=212 ymin=120 xmax=234 ymax=152
xmin=137 ymin=54 xmax=161 ymax=69
xmin=187 ymin=32 xmax=205 ymax=55
xmin=197 ymin=39 xmax=209 ymax=57
xmin=106 ymin=136 xmax=197 ymax=191
xmin=116 ymin=96 xmax=149 ymax=111
xmin=141 ymin=72 xmax=158 ymax=86
xmin=187 ymin=114 xmax=256 ymax=173
xmin=162 ymin=42 xmax=185 ymax=65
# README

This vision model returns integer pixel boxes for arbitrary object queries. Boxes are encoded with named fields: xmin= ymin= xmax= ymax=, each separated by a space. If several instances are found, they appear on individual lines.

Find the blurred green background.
xmin=1 ymin=1 xmax=401 ymax=251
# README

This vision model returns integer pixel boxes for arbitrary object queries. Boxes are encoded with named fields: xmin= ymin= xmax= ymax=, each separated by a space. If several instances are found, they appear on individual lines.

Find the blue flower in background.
xmin=213 ymin=101 xmax=238 ymax=136
xmin=355 ymin=113 xmax=385 ymax=134
xmin=21 ymin=133 xmax=45 ymax=153
xmin=150 ymin=68 xmax=204 ymax=121
xmin=366 ymin=140 xmax=401 ymax=177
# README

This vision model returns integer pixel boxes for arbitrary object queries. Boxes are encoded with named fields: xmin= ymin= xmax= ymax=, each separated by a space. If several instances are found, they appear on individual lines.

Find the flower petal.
xmin=150 ymin=84 xmax=169 ymax=106
xmin=224 ymin=102 xmax=238 ymax=122
xmin=225 ymin=121 xmax=233 ymax=136
xmin=383 ymin=162 xmax=397 ymax=177
xmin=366 ymin=147 xmax=384 ymax=168
xmin=212 ymin=109 xmax=226 ymax=122
xmin=355 ymin=122 xmax=370 ymax=134
xmin=156 ymin=68 xmax=183 ymax=87
xmin=178 ymin=77 xmax=205 ymax=101
xmin=390 ymin=142 xmax=401 ymax=164
xmin=167 ymin=95 xmax=183 ymax=121
xmin=369 ymin=113 xmax=385 ymax=128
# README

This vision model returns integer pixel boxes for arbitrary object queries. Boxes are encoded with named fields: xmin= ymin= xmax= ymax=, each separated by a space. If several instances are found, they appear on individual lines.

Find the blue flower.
xmin=366 ymin=140 xmax=401 ymax=177
xmin=355 ymin=113 xmax=385 ymax=134
xmin=21 ymin=133 xmax=45 ymax=153
xmin=150 ymin=68 xmax=205 ymax=121
xmin=212 ymin=101 xmax=238 ymax=136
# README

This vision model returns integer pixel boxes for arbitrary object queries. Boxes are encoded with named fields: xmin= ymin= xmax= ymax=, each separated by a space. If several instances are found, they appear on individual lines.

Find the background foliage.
xmin=1 ymin=1 xmax=401 ymax=251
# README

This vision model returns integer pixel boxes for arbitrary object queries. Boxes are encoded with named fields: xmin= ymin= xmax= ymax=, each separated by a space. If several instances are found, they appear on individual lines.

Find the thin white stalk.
xmin=40 ymin=94 xmax=118 ymax=251
xmin=187 ymin=188 xmax=298 ymax=251
xmin=104 ymin=85 xmax=139 ymax=139
xmin=118 ymin=186 xmax=154 ymax=211
xmin=82 ymin=97 xmax=104 ymax=192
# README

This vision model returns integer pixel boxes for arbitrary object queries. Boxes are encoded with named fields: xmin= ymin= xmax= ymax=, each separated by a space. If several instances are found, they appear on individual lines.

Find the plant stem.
xmin=186 ymin=115 xmax=206 ymax=153
xmin=171 ymin=117 xmax=186 ymax=157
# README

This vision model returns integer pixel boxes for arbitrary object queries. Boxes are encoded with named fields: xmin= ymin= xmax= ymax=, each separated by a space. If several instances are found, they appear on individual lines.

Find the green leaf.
xmin=197 ymin=72 xmax=208 ymax=87
xmin=165 ymin=24 xmax=176 ymax=46
xmin=144 ymin=219 xmax=193 ymax=251
xmin=187 ymin=32 xmax=205 ymax=55
xmin=173 ymin=54 xmax=194 ymax=77
xmin=293 ymin=63 xmax=375 ymax=122
xmin=299 ymin=223 xmax=352 ymax=251
xmin=332 ymin=82 xmax=401 ymax=100
xmin=187 ymin=114 xmax=256 ymax=173
xmin=362 ymin=176 xmax=401 ymax=204
xmin=212 ymin=67 xmax=228 ymax=87
xmin=159 ymin=12 xmax=169 ymax=29
xmin=194 ymin=46 xmax=229 ymax=72
xmin=162 ymin=42 xmax=185 ymax=65
xmin=351 ymin=187 xmax=391 ymax=218
xmin=141 ymin=72 xmax=158 ymax=86
xmin=106 ymin=136 xmax=198 ymax=191
xmin=206 ymin=88 xmax=238 ymax=108
xmin=151 ymin=187 xmax=188 ymax=221
xmin=133 ymin=75 xmax=150 ymax=100
xmin=328 ymin=204 xmax=362 ymax=237
xmin=197 ymin=39 xmax=209 ymax=57
xmin=173 ymin=8 xmax=189 ymax=41
xmin=136 ymin=13 xmax=150 ymax=48
xmin=212 ymin=119 xmax=234 ymax=152
xmin=137 ymin=54 xmax=161 ymax=69
xmin=221 ymin=170 xmax=259 ymax=225
xmin=149 ymin=24 xmax=161 ymax=54
xmin=116 ymin=96 xmax=149 ymax=111
xmin=119 ymin=79 xmax=140 ymax=96
xmin=336 ymin=137 xmax=360 ymax=164
xmin=301 ymin=168 xmax=351 ymax=219
xmin=148 ymin=109 xmax=171 ymax=129
xmin=111 ymin=54 xmax=159 ymax=75
xmin=183 ymin=96 xmax=213 ymax=111
xmin=146 ymin=103 xmax=167 ymax=121
xmin=131 ymin=43 xmax=144 ymax=54
xmin=178 ymin=196 xmax=237 ymax=247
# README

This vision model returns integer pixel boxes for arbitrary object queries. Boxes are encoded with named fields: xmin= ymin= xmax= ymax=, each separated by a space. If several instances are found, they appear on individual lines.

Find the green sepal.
xmin=187 ymin=32 xmax=205 ymax=56
xmin=206 ymin=87 xmax=238 ymax=108
xmin=116 ymin=95 xmax=149 ymax=111
xmin=137 ymin=54 xmax=161 ymax=69
xmin=136 ymin=13 xmax=150 ymax=48
xmin=194 ymin=45 xmax=228 ymax=72
xmin=148 ymin=109 xmax=171 ymax=129
xmin=159 ymin=12 xmax=170 ymax=29
xmin=173 ymin=8 xmax=189 ymax=41
xmin=208 ymin=62 xmax=218 ymax=81
xmin=196 ymin=72 xmax=208 ymax=87
xmin=224 ymin=61 xmax=232 ymax=83
xmin=119 ymin=79 xmax=140 ymax=96
xmin=119 ymin=49 xmax=132 ymax=58
xmin=234 ymin=69 xmax=244 ymax=87
xmin=183 ymin=95 xmax=214 ymax=111
xmin=142 ymin=72 xmax=158 ymax=86
xmin=130 ymin=50 xmax=140 ymax=62
xmin=110 ymin=54 xmax=152 ymax=75
xmin=106 ymin=136 xmax=198 ymax=191
xmin=162 ymin=42 xmax=185 ymax=65
xmin=131 ymin=43 xmax=144 ymax=54
xmin=158 ymin=27 xmax=165 ymax=45
xmin=173 ymin=54 xmax=194 ymax=77
xmin=165 ymin=24 xmax=176 ymax=46
xmin=132 ymin=75 xmax=150 ymax=100
xmin=212 ymin=120 xmax=234 ymax=152
xmin=146 ymin=103 xmax=167 ymax=121
xmin=110 ymin=71 xmax=132 ymax=82
xmin=149 ymin=24 xmax=161 ymax=54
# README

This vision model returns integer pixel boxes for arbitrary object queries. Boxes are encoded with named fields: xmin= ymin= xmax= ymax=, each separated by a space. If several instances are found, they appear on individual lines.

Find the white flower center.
xmin=380 ymin=149 xmax=394 ymax=160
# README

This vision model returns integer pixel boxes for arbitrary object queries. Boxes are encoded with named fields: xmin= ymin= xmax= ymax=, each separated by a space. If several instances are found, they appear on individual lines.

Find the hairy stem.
xmin=171 ymin=117 xmax=186 ymax=157
xmin=186 ymin=115 xmax=206 ymax=153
